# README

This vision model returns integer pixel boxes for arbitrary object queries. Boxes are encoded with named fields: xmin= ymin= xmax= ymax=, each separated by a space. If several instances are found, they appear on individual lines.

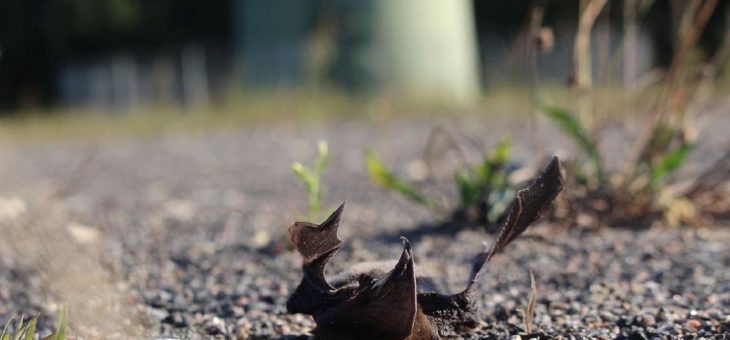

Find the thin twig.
xmin=524 ymin=270 xmax=537 ymax=335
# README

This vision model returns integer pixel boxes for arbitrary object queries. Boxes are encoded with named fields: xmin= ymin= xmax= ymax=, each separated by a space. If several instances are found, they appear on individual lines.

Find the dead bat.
xmin=287 ymin=156 xmax=564 ymax=339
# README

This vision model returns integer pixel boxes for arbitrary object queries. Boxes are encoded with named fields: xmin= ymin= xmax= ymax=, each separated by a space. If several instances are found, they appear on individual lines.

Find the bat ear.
xmin=486 ymin=156 xmax=564 ymax=262
xmin=287 ymin=202 xmax=347 ymax=314
xmin=315 ymin=237 xmax=418 ymax=338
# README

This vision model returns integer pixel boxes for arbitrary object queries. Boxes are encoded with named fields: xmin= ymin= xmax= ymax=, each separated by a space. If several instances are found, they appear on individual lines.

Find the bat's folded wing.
xmin=287 ymin=203 xmax=348 ymax=315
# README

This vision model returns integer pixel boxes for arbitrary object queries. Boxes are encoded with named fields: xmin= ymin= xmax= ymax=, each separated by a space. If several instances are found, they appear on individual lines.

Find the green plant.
xmin=1 ymin=315 xmax=38 ymax=340
xmin=1 ymin=305 xmax=69 ymax=340
xmin=538 ymin=103 xmax=699 ymax=227
xmin=367 ymin=136 xmax=546 ymax=230
xmin=527 ymin=0 xmax=730 ymax=229
xmin=292 ymin=140 xmax=331 ymax=220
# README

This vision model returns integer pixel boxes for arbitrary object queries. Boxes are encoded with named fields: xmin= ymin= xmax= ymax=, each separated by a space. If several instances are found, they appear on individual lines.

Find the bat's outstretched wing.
xmin=418 ymin=156 xmax=564 ymax=337
xmin=287 ymin=203 xmax=350 ymax=315
xmin=315 ymin=237 xmax=418 ymax=339
xmin=486 ymin=155 xmax=564 ymax=261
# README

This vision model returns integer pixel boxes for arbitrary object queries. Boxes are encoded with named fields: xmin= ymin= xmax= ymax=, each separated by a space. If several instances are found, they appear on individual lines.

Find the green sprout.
xmin=292 ymin=140 xmax=331 ymax=220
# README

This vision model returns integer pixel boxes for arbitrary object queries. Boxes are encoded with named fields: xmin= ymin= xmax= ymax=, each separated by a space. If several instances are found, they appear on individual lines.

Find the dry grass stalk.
xmin=573 ymin=0 xmax=608 ymax=89
xmin=524 ymin=270 xmax=538 ymax=335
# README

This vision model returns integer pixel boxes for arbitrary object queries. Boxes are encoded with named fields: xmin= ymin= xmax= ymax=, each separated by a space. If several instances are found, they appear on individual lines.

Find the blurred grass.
xmin=0 ymin=84 xmax=720 ymax=143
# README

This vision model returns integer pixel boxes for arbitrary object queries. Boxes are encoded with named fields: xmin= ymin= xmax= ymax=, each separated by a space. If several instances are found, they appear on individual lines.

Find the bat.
xmin=287 ymin=156 xmax=564 ymax=339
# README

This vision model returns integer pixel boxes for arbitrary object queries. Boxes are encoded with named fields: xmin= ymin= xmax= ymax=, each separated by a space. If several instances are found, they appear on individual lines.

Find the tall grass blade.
xmin=366 ymin=151 xmax=436 ymax=210
xmin=10 ymin=316 xmax=23 ymax=340
xmin=650 ymin=143 xmax=694 ymax=188
xmin=539 ymin=104 xmax=602 ymax=179
xmin=52 ymin=304 xmax=69 ymax=340
xmin=22 ymin=316 xmax=37 ymax=340
xmin=1 ymin=316 xmax=15 ymax=340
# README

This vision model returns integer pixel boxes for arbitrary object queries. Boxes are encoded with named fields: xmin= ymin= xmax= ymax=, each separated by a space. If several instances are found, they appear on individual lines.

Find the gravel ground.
xmin=0 ymin=111 xmax=728 ymax=339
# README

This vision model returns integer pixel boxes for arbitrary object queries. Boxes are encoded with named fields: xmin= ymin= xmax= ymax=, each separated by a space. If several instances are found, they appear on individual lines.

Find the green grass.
xmin=366 ymin=135 xmax=518 ymax=225
xmin=539 ymin=103 xmax=603 ymax=180
xmin=0 ymin=305 xmax=68 ymax=340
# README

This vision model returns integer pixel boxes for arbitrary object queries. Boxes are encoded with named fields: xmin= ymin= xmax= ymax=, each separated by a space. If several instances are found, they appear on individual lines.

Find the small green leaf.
xmin=291 ymin=162 xmax=312 ymax=185
xmin=366 ymin=151 xmax=436 ymax=209
xmin=539 ymin=103 xmax=602 ymax=179
xmin=650 ymin=143 xmax=694 ymax=188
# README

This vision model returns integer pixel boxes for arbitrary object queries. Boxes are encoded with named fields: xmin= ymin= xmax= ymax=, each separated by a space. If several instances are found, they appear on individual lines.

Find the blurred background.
xmin=0 ymin=0 xmax=728 ymax=115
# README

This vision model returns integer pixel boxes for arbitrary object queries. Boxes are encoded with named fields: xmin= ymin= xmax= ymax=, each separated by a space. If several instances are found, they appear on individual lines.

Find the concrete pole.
xmin=372 ymin=0 xmax=479 ymax=103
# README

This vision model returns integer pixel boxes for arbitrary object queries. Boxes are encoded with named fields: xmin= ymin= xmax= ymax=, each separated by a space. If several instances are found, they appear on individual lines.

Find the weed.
xmin=292 ymin=140 xmax=331 ymax=220
xmin=539 ymin=103 xmax=706 ymax=228
xmin=366 ymin=135 xmax=539 ymax=231
xmin=535 ymin=0 xmax=727 ymax=229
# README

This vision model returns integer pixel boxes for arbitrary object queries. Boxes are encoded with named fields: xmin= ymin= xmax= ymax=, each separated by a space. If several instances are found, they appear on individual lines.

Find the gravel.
xmin=0 ymin=113 xmax=728 ymax=339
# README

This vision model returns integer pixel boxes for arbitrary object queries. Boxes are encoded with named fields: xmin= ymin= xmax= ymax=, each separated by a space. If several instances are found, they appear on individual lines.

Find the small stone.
xmin=599 ymin=311 xmax=615 ymax=321
xmin=148 ymin=307 xmax=169 ymax=321
xmin=67 ymin=222 xmax=100 ymax=244
xmin=641 ymin=314 xmax=656 ymax=327
xmin=686 ymin=319 xmax=702 ymax=329
xmin=204 ymin=316 xmax=226 ymax=335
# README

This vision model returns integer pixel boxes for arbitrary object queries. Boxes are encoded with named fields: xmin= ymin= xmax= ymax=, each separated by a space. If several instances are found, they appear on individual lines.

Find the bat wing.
xmin=287 ymin=203 xmax=351 ymax=315
xmin=315 ymin=237 xmax=418 ymax=339
xmin=486 ymin=155 xmax=564 ymax=261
